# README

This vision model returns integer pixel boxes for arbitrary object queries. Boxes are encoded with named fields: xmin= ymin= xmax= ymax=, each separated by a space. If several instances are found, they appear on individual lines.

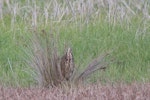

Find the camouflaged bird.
xmin=60 ymin=48 xmax=75 ymax=81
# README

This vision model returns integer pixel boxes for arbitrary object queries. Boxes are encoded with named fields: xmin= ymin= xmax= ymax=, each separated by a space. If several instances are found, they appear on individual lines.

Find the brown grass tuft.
xmin=26 ymin=30 xmax=112 ymax=87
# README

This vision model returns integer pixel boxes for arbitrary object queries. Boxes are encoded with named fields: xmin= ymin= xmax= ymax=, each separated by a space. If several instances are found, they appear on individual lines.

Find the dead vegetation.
xmin=25 ymin=30 xmax=112 ymax=88
xmin=0 ymin=83 xmax=149 ymax=100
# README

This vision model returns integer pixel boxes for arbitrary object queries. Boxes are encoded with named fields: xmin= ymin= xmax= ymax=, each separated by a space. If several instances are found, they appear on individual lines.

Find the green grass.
xmin=0 ymin=0 xmax=150 ymax=87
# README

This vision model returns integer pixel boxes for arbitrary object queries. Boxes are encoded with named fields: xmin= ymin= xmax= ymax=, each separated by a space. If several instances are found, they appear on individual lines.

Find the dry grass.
xmin=0 ymin=83 xmax=149 ymax=100
xmin=25 ymin=30 xmax=112 ymax=87
xmin=0 ymin=0 xmax=149 ymax=27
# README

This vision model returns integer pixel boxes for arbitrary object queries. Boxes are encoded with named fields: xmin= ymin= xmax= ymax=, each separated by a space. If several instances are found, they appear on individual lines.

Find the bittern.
xmin=60 ymin=48 xmax=75 ymax=81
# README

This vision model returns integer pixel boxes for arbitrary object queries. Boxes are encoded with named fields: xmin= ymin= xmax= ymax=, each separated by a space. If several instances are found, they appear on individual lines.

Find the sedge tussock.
xmin=26 ymin=30 xmax=112 ymax=87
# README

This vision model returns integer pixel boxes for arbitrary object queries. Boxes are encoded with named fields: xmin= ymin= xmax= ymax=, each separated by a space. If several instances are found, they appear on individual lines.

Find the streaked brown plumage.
xmin=60 ymin=48 xmax=75 ymax=81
